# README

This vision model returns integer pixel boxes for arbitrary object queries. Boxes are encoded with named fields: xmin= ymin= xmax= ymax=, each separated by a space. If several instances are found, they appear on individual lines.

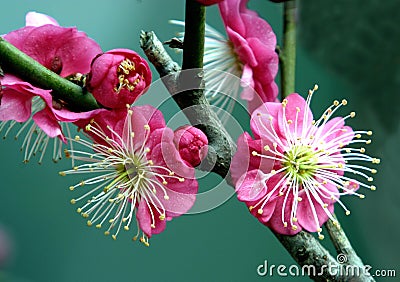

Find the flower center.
xmin=283 ymin=145 xmax=318 ymax=182
xmin=114 ymin=58 xmax=141 ymax=94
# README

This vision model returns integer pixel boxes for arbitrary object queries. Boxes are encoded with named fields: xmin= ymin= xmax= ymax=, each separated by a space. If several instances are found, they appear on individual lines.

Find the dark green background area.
xmin=0 ymin=1 xmax=398 ymax=281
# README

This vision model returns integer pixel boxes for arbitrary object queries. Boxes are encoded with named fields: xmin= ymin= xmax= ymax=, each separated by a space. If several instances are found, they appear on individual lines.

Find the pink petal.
xmin=0 ymin=88 xmax=32 ymax=122
xmin=32 ymin=109 xmax=64 ymax=140
xmin=25 ymin=12 xmax=59 ymax=27
xmin=236 ymin=170 xmax=268 ymax=202
xmin=136 ymin=199 xmax=153 ymax=237
xmin=250 ymin=101 xmax=281 ymax=140
xmin=242 ymin=14 xmax=276 ymax=48
xmin=230 ymin=133 xmax=275 ymax=185
xmin=297 ymin=193 xmax=334 ymax=233
xmin=267 ymin=193 xmax=302 ymax=235
xmin=227 ymin=27 xmax=257 ymax=67
xmin=219 ymin=0 xmax=247 ymax=36
xmin=278 ymin=93 xmax=313 ymax=137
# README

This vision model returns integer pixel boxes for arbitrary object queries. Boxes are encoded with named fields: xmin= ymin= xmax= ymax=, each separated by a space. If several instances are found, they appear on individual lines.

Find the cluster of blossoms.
xmin=0 ymin=0 xmax=380 ymax=247
xmin=0 ymin=12 xmax=207 ymax=245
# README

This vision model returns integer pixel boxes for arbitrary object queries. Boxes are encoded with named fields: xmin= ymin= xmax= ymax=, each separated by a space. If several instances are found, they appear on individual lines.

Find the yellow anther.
xmin=370 ymin=185 xmax=376 ymax=191
xmin=292 ymin=217 xmax=298 ymax=222
xmin=371 ymin=169 xmax=377 ymax=174
xmin=360 ymin=148 xmax=366 ymax=153
xmin=297 ymin=197 xmax=302 ymax=202
xmin=151 ymin=224 xmax=155 ymax=229
xmin=345 ymin=210 xmax=351 ymax=216
xmin=70 ymin=199 xmax=76 ymax=205
xmin=104 ymin=231 xmax=110 ymax=236
xmin=82 ymin=213 xmax=89 ymax=218
xmin=130 ymin=132 xmax=135 ymax=138
xmin=148 ymin=160 xmax=154 ymax=165
xmin=355 ymin=134 xmax=361 ymax=139
xmin=144 ymin=147 xmax=151 ymax=153
xmin=283 ymin=222 xmax=288 ymax=228
xmin=318 ymin=234 xmax=325 ymax=240
xmin=76 ymin=208 xmax=82 ymax=213
xmin=279 ymin=192 xmax=284 ymax=196
xmin=313 ymin=84 xmax=319 ymax=91
xmin=69 ymin=186 xmax=75 ymax=191
xmin=132 ymin=236 xmax=138 ymax=241
xmin=350 ymin=112 xmax=356 ymax=118
xmin=264 ymin=145 xmax=270 ymax=151
xmin=359 ymin=194 xmax=365 ymax=199
xmin=367 ymin=177 xmax=373 ymax=182
xmin=287 ymin=119 xmax=293 ymax=124
xmin=169 ymin=171 xmax=175 ymax=176
xmin=341 ymin=99 xmax=348 ymax=106
xmin=164 ymin=195 xmax=170 ymax=200
xmin=144 ymin=124 xmax=150 ymax=130
xmin=178 ymin=178 xmax=185 ymax=182
xmin=372 ymin=158 xmax=380 ymax=164
xmin=252 ymin=151 xmax=258 ymax=156
xmin=296 ymin=107 xmax=301 ymax=112
xmin=87 ymin=220 xmax=92 ymax=227
xmin=345 ymin=149 xmax=351 ymax=153
xmin=367 ymin=131 xmax=372 ymax=136
xmin=112 ymin=235 xmax=117 ymax=240
xmin=59 ymin=171 xmax=66 ymax=176
xmin=74 ymin=135 xmax=80 ymax=141
xmin=333 ymin=100 xmax=339 ymax=106
xmin=257 ymin=209 xmax=263 ymax=215
xmin=366 ymin=140 xmax=371 ymax=144
xmin=317 ymin=228 xmax=322 ymax=233
xmin=85 ymin=124 xmax=91 ymax=131
xmin=124 ymin=226 xmax=129 ymax=231
xmin=323 ymin=203 xmax=328 ymax=208
xmin=159 ymin=214 xmax=165 ymax=220
xmin=292 ymin=225 xmax=298 ymax=231
xmin=128 ymin=110 xmax=133 ymax=115
xmin=249 ymin=206 xmax=254 ymax=211
xmin=162 ymin=180 xmax=168 ymax=185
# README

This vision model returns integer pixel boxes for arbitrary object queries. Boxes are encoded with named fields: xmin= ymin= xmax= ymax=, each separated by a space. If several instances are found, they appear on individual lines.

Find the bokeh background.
xmin=0 ymin=0 xmax=398 ymax=281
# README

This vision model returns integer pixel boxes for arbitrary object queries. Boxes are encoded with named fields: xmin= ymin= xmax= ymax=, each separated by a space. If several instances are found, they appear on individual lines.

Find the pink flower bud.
xmin=196 ymin=0 xmax=224 ymax=5
xmin=173 ymin=125 xmax=208 ymax=167
xmin=87 ymin=48 xmax=152 ymax=109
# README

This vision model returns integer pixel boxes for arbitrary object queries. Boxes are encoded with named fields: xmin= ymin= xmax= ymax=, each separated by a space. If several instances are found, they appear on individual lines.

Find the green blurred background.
xmin=0 ymin=0 xmax=398 ymax=281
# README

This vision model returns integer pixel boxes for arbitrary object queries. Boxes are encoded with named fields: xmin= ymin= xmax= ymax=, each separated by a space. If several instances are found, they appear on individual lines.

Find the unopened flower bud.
xmin=87 ymin=49 xmax=152 ymax=109
xmin=173 ymin=125 xmax=208 ymax=167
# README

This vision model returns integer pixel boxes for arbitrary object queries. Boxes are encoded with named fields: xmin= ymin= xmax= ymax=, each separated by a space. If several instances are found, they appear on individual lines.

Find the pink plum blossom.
xmin=86 ymin=49 xmax=152 ymax=109
xmin=61 ymin=105 xmax=198 ymax=245
xmin=196 ymin=0 xmax=224 ymax=5
xmin=0 ymin=12 xmax=102 ymax=162
xmin=217 ymin=0 xmax=279 ymax=111
xmin=173 ymin=125 xmax=208 ymax=167
xmin=231 ymin=88 xmax=379 ymax=238
xmin=186 ymin=0 xmax=278 ymax=116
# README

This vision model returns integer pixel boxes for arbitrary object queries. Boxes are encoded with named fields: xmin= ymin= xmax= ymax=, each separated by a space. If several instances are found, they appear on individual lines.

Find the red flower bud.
xmin=173 ymin=125 xmax=208 ymax=167
xmin=87 ymin=48 xmax=152 ymax=109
